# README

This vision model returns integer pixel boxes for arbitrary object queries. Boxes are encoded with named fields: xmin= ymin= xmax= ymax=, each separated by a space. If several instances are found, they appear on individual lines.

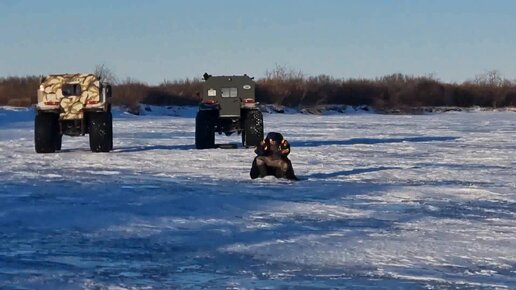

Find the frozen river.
xmin=0 ymin=107 xmax=515 ymax=289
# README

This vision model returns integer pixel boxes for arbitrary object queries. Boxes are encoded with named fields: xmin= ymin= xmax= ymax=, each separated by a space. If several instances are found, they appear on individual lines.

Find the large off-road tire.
xmin=35 ymin=113 xmax=59 ymax=153
xmin=107 ymin=112 xmax=113 ymax=150
xmin=195 ymin=110 xmax=216 ymax=149
xmin=242 ymin=110 xmax=264 ymax=147
xmin=88 ymin=111 xmax=113 ymax=152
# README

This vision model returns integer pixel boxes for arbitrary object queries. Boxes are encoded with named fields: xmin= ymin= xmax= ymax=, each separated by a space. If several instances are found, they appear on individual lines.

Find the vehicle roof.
xmin=45 ymin=73 xmax=98 ymax=78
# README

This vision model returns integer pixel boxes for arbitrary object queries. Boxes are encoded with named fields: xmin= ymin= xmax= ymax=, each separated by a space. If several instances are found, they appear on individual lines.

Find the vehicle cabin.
xmin=201 ymin=74 xmax=256 ymax=118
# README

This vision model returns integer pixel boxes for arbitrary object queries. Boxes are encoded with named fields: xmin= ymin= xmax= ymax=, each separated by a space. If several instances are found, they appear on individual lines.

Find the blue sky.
xmin=1 ymin=0 xmax=516 ymax=84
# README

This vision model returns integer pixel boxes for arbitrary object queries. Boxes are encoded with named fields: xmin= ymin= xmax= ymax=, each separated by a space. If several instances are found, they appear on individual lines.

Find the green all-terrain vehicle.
xmin=195 ymin=73 xmax=264 ymax=149
xmin=35 ymin=73 xmax=113 ymax=153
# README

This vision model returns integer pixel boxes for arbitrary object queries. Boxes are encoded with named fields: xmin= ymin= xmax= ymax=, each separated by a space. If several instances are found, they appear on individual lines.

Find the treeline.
xmin=112 ymin=78 xmax=202 ymax=112
xmin=0 ymin=76 xmax=40 ymax=107
xmin=255 ymin=68 xmax=516 ymax=108
xmin=1 ymin=68 xmax=516 ymax=110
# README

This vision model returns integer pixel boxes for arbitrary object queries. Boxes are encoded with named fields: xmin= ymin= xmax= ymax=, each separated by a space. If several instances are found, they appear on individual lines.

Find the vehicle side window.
xmin=221 ymin=87 xmax=238 ymax=98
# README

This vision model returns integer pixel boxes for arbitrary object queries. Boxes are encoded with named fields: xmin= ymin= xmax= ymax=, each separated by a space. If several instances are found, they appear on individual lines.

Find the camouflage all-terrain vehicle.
xmin=195 ymin=73 xmax=264 ymax=149
xmin=35 ymin=74 xmax=113 ymax=153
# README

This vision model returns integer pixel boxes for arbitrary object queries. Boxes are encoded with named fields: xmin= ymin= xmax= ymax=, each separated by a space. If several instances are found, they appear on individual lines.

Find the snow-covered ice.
xmin=0 ymin=106 xmax=515 ymax=289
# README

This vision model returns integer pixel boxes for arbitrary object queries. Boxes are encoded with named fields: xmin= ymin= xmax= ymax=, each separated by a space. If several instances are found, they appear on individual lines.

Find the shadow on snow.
xmin=290 ymin=136 xmax=459 ymax=147
xmin=301 ymin=166 xmax=404 ymax=180
xmin=114 ymin=144 xmax=195 ymax=152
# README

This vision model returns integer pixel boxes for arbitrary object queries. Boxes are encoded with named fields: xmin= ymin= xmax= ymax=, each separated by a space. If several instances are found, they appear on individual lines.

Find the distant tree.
xmin=472 ymin=70 xmax=505 ymax=87
xmin=94 ymin=64 xmax=118 ymax=84
xmin=265 ymin=64 xmax=304 ymax=81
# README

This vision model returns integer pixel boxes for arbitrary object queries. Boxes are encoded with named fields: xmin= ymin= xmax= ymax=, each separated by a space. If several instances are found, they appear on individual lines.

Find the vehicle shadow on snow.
xmin=114 ymin=144 xmax=195 ymax=152
xmin=301 ymin=166 xmax=403 ymax=180
xmin=290 ymin=136 xmax=458 ymax=147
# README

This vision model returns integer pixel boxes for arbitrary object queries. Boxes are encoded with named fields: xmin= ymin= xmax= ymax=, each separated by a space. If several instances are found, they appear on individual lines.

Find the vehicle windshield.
xmin=62 ymin=84 xmax=82 ymax=96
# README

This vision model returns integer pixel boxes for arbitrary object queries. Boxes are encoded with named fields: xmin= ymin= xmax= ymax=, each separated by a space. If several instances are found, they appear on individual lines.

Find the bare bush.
xmin=258 ymin=65 xmax=306 ymax=106
xmin=94 ymin=64 xmax=118 ymax=84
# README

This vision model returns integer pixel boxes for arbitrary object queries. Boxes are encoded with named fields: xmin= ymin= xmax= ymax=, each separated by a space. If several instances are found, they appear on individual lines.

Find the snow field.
xmin=0 ymin=107 xmax=515 ymax=289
